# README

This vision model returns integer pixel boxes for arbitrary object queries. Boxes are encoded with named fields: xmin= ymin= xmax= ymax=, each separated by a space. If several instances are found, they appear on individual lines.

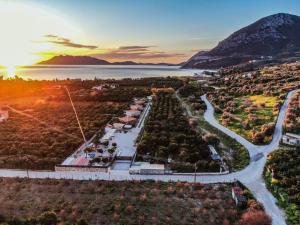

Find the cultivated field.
xmin=216 ymin=95 xmax=279 ymax=144
xmin=138 ymin=92 xmax=219 ymax=172
xmin=0 ymin=178 xmax=266 ymax=225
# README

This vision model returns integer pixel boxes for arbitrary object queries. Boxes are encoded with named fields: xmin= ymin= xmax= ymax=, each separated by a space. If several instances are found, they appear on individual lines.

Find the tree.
xmin=203 ymin=133 xmax=220 ymax=146
xmin=239 ymin=210 xmax=271 ymax=225
xmin=252 ymin=132 xmax=265 ymax=144
xmin=108 ymin=148 xmax=115 ymax=156
xmin=261 ymin=123 xmax=275 ymax=136
xmin=77 ymin=218 xmax=88 ymax=225
xmin=38 ymin=211 xmax=58 ymax=225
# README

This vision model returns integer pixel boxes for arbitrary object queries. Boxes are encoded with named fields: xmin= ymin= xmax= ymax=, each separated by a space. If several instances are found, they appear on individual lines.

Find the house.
xmin=282 ymin=133 xmax=300 ymax=146
xmin=134 ymin=99 xmax=146 ymax=105
xmin=124 ymin=109 xmax=141 ymax=117
xmin=92 ymin=83 xmax=117 ymax=91
xmin=232 ymin=186 xmax=247 ymax=208
xmin=147 ymin=96 xmax=153 ymax=101
xmin=118 ymin=116 xmax=137 ymax=125
xmin=129 ymin=162 xmax=165 ymax=175
xmin=130 ymin=104 xmax=144 ymax=111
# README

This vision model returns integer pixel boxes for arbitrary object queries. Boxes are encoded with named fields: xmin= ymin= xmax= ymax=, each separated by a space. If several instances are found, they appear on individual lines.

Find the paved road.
xmin=0 ymin=90 xmax=296 ymax=225
xmin=199 ymin=90 xmax=298 ymax=225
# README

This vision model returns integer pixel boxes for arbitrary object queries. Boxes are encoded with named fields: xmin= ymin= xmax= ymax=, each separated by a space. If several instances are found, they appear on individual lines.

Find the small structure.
xmin=130 ymin=104 xmax=144 ymax=111
xmin=282 ymin=133 xmax=300 ymax=146
xmin=232 ymin=186 xmax=247 ymax=208
xmin=129 ymin=162 xmax=165 ymax=175
xmin=112 ymin=123 xmax=125 ymax=130
xmin=118 ymin=116 xmax=137 ymax=125
xmin=134 ymin=99 xmax=146 ymax=105
xmin=124 ymin=124 xmax=132 ymax=129
xmin=0 ymin=110 xmax=8 ymax=122
xmin=92 ymin=83 xmax=117 ymax=91
xmin=125 ymin=109 xmax=141 ymax=117
xmin=208 ymin=145 xmax=221 ymax=161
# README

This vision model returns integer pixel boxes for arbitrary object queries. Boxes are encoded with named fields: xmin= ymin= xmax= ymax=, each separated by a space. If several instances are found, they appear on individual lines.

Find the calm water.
xmin=1 ymin=65 xmax=209 ymax=80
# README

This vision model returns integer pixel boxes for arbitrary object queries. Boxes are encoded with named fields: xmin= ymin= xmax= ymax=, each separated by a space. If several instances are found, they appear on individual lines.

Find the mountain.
xmin=37 ymin=55 xmax=177 ymax=66
xmin=38 ymin=55 xmax=110 ymax=65
xmin=182 ymin=13 xmax=300 ymax=69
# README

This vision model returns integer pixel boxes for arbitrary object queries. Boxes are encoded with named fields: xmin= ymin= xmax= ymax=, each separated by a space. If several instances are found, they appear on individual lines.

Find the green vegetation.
xmin=265 ymin=147 xmax=300 ymax=225
xmin=0 ymin=178 xmax=259 ymax=225
xmin=199 ymin=118 xmax=250 ymax=171
xmin=215 ymin=95 xmax=279 ymax=144
xmin=284 ymin=90 xmax=300 ymax=134
xmin=178 ymin=82 xmax=214 ymax=98
xmin=138 ymin=92 xmax=220 ymax=172
xmin=176 ymin=80 xmax=249 ymax=171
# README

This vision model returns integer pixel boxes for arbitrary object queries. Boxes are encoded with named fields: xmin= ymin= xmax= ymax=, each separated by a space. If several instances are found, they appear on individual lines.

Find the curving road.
xmin=0 ymin=89 xmax=297 ymax=225
xmin=199 ymin=90 xmax=298 ymax=225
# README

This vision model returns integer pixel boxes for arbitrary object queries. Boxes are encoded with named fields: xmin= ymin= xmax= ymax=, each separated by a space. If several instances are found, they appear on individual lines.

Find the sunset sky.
xmin=1 ymin=0 xmax=300 ymax=67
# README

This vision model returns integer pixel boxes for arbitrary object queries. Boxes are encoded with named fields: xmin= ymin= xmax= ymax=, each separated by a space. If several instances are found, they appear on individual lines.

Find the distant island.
xmin=37 ymin=55 xmax=178 ymax=66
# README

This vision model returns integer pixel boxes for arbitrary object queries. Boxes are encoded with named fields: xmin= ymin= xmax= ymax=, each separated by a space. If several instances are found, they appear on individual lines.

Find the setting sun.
xmin=0 ymin=2 xmax=80 ymax=68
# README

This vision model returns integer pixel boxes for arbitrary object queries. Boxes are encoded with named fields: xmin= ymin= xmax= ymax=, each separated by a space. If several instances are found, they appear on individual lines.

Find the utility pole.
xmin=64 ymin=86 xmax=87 ymax=144
xmin=193 ymin=163 xmax=197 ymax=189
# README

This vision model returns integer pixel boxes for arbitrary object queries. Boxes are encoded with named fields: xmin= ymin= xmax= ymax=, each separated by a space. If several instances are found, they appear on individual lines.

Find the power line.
xmin=64 ymin=86 xmax=87 ymax=143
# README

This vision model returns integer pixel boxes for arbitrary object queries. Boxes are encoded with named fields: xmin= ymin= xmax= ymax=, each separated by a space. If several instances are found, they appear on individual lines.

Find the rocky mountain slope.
xmin=183 ymin=13 xmax=300 ymax=69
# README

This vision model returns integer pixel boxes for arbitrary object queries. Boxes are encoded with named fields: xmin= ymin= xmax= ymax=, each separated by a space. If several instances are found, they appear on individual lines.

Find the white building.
xmin=124 ymin=109 xmax=141 ymax=117
xmin=130 ymin=104 xmax=144 ymax=111
xmin=129 ymin=162 xmax=165 ymax=175
xmin=282 ymin=133 xmax=300 ymax=146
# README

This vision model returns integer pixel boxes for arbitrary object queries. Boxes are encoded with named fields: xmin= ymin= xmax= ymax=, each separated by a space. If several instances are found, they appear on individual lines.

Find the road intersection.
xmin=0 ymin=89 xmax=297 ymax=225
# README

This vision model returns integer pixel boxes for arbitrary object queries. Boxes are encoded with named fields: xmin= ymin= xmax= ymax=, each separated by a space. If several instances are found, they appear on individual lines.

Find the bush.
xmin=38 ymin=211 xmax=58 ymax=225
xmin=239 ymin=210 xmax=271 ymax=225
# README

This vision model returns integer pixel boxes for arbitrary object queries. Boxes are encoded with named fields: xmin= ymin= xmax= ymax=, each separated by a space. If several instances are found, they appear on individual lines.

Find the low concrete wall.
xmin=55 ymin=165 xmax=108 ymax=173
xmin=116 ymin=156 xmax=133 ymax=160
xmin=173 ymin=170 xmax=230 ymax=176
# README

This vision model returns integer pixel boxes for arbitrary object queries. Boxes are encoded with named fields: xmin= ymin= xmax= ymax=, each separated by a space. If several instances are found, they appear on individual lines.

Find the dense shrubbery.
xmin=0 ymin=101 xmax=124 ymax=170
xmin=284 ymin=91 xmax=300 ymax=133
xmin=178 ymin=82 xmax=214 ymax=98
xmin=198 ymin=118 xmax=250 ymax=171
xmin=0 ymin=178 xmax=250 ymax=225
xmin=265 ymin=148 xmax=300 ymax=225
xmin=137 ymin=93 xmax=219 ymax=172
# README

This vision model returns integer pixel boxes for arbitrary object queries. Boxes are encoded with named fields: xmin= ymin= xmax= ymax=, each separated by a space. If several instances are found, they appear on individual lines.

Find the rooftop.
xmin=284 ymin=133 xmax=300 ymax=139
